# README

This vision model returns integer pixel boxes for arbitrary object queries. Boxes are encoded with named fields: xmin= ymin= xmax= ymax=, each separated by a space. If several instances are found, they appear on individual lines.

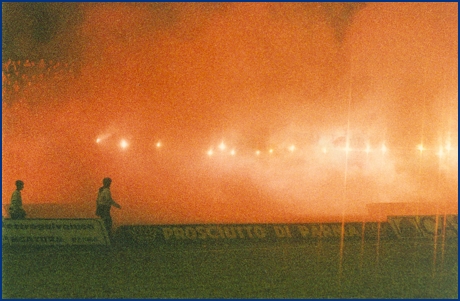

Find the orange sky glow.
xmin=2 ymin=3 xmax=458 ymax=226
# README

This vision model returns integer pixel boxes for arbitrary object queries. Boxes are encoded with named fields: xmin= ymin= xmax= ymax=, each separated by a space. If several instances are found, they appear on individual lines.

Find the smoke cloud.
xmin=2 ymin=3 xmax=457 ymax=225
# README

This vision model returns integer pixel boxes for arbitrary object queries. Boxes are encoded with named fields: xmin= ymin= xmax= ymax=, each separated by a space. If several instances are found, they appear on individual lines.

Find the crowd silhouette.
xmin=2 ymin=59 xmax=77 ymax=104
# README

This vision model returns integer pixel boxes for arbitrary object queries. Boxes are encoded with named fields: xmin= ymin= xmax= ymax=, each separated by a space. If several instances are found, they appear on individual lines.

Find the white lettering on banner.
xmin=388 ymin=215 xmax=458 ymax=239
xmin=297 ymin=225 xmax=310 ymax=237
xmin=254 ymin=226 xmax=266 ymax=238
xmin=129 ymin=215 xmax=458 ymax=244
xmin=297 ymin=224 xmax=362 ymax=238
xmin=311 ymin=225 xmax=321 ymax=237
xmin=207 ymin=226 xmax=221 ymax=238
xmin=173 ymin=227 xmax=185 ymax=239
xmin=162 ymin=225 xmax=268 ymax=240
xmin=418 ymin=216 xmax=441 ymax=237
xmin=389 ymin=217 xmax=415 ymax=238
xmin=162 ymin=228 xmax=173 ymax=239
xmin=412 ymin=215 xmax=458 ymax=238
xmin=347 ymin=225 xmax=361 ymax=237
xmin=2 ymin=222 xmax=95 ymax=230
xmin=235 ymin=226 xmax=245 ymax=238
xmin=184 ymin=227 xmax=197 ymax=239
xmin=224 ymin=226 xmax=237 ymax=239
xmin=322 ymin=225 xmax=336 ymax=237
xmin=2 ymin=219 xmax=110 ymax=246
xmin=6 ymin=236 xmax=64 ymax=243
xmin=446 ymin=215 xmax=458 ymax=235
xmin=273 ymin=225 xmax=292 ymax=238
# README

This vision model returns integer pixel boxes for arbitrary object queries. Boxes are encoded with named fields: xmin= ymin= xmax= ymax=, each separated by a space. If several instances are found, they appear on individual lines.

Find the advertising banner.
xmin=116 ymin=215 xmax=457 ymax=246
xmin=115 ymin=221 xmax=398 ymax=246
xmin=388 ymin=214 xmax=458 ymax=239
xmin=2 ymin=218 xmax=110 ymax=246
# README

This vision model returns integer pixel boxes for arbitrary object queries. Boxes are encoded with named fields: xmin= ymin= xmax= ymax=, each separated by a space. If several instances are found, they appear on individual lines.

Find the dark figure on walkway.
xmin=96 ymin=177 xmax=121 ymax=237
xmin=9 ymin=180 xmax=26 ymax=219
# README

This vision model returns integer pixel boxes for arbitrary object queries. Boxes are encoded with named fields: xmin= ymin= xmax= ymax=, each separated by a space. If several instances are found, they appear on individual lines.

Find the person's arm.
xmin=107 ymin=190 xmax=121 ymax=209
xmin=111 ymin=200 xmax=121 ymax=209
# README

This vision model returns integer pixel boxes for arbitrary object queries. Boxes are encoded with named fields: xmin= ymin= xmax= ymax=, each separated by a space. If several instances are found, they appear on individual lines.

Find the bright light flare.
xmin=230 ymin=149 xmax=236 ymax=156
xmin=365 ymin=144 xmax=371 ymax=154
xmin=381 ymin=144 xmax=387 ymax=154
xmin=445 ymin=141 xmax=452 ymax=153
xmin=288 ymin=145 xmax=296 ymax=152
xmin=156 ymin=141 xmax=162 ymax=148
xmin=218 ymin=141 xmax=226 ymax=151
xmin=96 ymin=134 xmax=111 ymax=144
xmin=255 ymin=150 xmax=261 ymax=156
xmin=120 ymin=139 xmax=129 ymax=149
xmin=417 ymin=144 xmax=425 ymax=152
xmin=207 ymin=149 xmax=214 ymax=156
xmin=437 ymin=147 xmax=444 ymax=158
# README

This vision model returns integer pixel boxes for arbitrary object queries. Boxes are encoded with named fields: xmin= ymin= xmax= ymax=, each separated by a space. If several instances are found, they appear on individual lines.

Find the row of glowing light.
xmin=98 ymin=138 xmax=455 ymax=159
xmin=206 ymin=141 xmax=455 ymax=158
xmin=207 ymin=143 xmax=382 ymax=156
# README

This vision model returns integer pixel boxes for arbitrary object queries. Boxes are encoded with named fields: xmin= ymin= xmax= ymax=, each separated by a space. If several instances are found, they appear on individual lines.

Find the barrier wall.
xmin=2 ymin=218 xmax=110 ymax=246
xmin=2 ymin=215 xmax=456 ymax=247
xmin=114 ymin=215 xmax=457 ymax=246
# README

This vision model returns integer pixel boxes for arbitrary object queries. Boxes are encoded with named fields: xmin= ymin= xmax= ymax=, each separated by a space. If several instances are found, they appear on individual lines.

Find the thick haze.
xmin=2 ymin=3 xmax=458 ymax=225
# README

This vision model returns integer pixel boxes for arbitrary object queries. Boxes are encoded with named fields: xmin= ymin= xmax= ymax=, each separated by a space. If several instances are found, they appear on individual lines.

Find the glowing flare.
xmin=120 ymin=139 xmax=129 ymax=149
xmin=255 ymin=150 xmax=261 ymax=156
xmin=288 ymin=145 xmax=296 ymax=152
xmin=218 ymin=141 xmax=226 ymax=151
xmin=365 ymin=144 xmax=371 ymax=154
xmin=156 ymin=141 xmax=162 ymax=148
xmin=207 ymin=149 xmax=214 ymax=156
xmin=437 ymin=147 xmax=444 ymax=158
xmin=344 ymin=144 xmax=352 ymax=153
xmin=417 ymin=144 xmax=425 ymax=152
xmin=381 ymin=144 xmax=387 ymax=154
xmin=230 ymin=149 xmax=236 ymax=156
xmin=95 ymin=134 xmax=110 ymax=144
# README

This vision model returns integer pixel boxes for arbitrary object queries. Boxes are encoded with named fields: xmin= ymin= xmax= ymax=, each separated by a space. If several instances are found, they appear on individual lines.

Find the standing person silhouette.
xmin=96 ymin=177 xmax=121 ymax=238
xmin=9 ymin=180 xmax=26 ymax=219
